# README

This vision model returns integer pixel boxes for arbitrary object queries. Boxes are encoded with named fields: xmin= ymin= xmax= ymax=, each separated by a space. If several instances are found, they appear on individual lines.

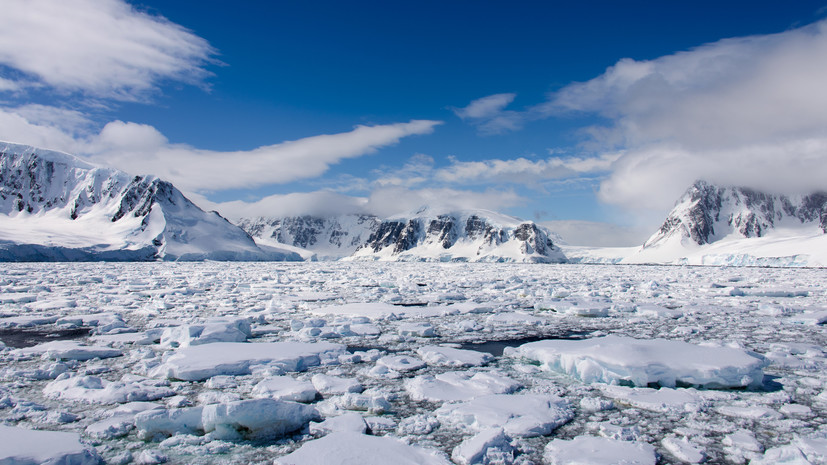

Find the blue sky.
xmin=1 ymin=1 xmax=827 ymax=245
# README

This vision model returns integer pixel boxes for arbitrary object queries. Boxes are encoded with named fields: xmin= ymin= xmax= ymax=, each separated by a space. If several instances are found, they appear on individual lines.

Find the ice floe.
xmin=274 ymin=431 xmax=452 ymax=465
xmin=507 ymin=335 xmax=767 ymax=388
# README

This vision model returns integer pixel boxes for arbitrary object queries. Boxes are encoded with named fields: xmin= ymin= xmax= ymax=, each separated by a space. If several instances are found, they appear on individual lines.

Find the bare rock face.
xmin=644 ymin=180 xmax=827 ymax=249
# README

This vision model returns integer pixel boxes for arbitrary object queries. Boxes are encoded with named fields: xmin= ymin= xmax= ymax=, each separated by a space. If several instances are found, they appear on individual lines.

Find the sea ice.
xmin=507 ymin=335 xmax=767 ymax=388
xmin=0 ymin=424 xmax=102 ymax=465
xmin=544 ymin=436 xmax=657 ymax=465
xmin=416 ymin=345 xmax=494 ymax=367
xmin=44 ymin=375 xmax=174 ymax=403
xmin=451 ymin=427 xmax=515 ymax=465
xmin=252 ymin=376 xmax=318 ymax=402
xmin=405 ymin=371 xmax=521 ymax=402
xmin=12 ymin=340 xmax=123 ymax=361
xmin=160 ymin=317 xmax=251 ymax=348
xmin=598 ymin=385 xmax=706 ymax=413
xmin=311 ymin=374 xmax=363 ymax=395
xmin=435 ymin=393 xmax=573 ymax=437
xmin=135 ymin=398 xmax=319 ymax=441
xmin=149 ymin=341 xmax=346 ymax=381
xmin=274 ymin=431 xmax=452 ymax=465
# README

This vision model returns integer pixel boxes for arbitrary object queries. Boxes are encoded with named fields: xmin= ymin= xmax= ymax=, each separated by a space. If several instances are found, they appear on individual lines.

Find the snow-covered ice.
xmin=0 ymin=261 xmax=825 ymax=464
xmin=544 ymin=436 xmax=657 ymax=465
xmin=0 ymin=424 xmax=102 ymax=464
xmin=507 ymin=335 xmax=767 ymax=388
xmin=274 ymin=431 xmax=452 ymax=465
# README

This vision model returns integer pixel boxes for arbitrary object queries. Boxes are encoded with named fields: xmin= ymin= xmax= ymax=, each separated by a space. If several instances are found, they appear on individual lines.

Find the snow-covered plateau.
xmin=1 ymin=262 xmax=826 ymax=464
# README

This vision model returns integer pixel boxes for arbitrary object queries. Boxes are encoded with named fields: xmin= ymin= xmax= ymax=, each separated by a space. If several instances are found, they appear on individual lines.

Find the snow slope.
xmin=0 ymin=141 xmax=301 ymax=261
xmin=625 ymin=180 xmax=827 ymax=266
xmin=346 ymin=207 xmax=566 ymax=263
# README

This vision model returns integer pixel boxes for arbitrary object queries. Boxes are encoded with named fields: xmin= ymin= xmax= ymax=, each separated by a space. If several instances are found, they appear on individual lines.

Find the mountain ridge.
xmin=0 ymin=141 xmax=300 ymax=261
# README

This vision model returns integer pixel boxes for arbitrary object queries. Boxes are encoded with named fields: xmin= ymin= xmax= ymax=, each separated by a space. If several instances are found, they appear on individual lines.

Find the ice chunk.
xmin=544 ymin=436 xmax=656 ymax=465
xmin=435 ymin=394 xmax=573 ymax=437
xmin=252 ymin=376 xmax=318 ymax=402
xmin=788 ymin=310 xmax=827 ymax=325
xmin=44 ymin=375 xmax=174 ymax=404
xmin=452 ymin=428 xmax=515 ymax=465
xmin=149 ymin=341 xmax=346 ymax=381
xmin=405 ymin=371 xmax=521 ymax=402
xmin=135 ymin=398 xmax=319 ymax=441
xmin=717 ymin=405 xmax=782 ymax=420
xmin=311 ymin=374 xmax=363 ymax=395
xmin=0 ymin=425 xmax=102 ymax=465
xmin=13 ymin=340 xmax=122 ymax=361
xmin=309 ymin=412 xmax=367 ymax=436
xmin=416 ymin=345 xmax=494 ymax=367
xmin=0 ymin=314 xmax=59 ymax=327
xmin=752 ymin=436 xmax=827 ymax=465
xmin=662 ymin=436 xmax=706 ymax=463
xmin=160 ymin=317 xmax=251 ymax=348
xmin=335 ymin=392 xmax=392 ymax=414
xmin=599 ymin=385 xmax=706 ymax=413
xmin=398 ymin=322 xmax=436 ymax=337
xmin=507 ymin=335 xmax=766 ymax=388
xmin=274 ymin=431 xmax=452 ymax=465
xmin=376 ymin=354 xmax=426 ymax=372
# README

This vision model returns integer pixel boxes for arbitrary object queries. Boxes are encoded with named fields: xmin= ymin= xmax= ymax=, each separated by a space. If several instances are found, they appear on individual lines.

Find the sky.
xmin=1 ymin=1 xmax=826 ymax=246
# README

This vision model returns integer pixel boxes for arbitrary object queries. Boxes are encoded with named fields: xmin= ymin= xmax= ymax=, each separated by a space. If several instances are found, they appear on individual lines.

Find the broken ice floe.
xmin=149 ymin=341 xmax=346 ymax=381
xmin=507 ymin=335 xmax=767 ymax=388
xmin=435 ymin=393 xmax=573 ymax=438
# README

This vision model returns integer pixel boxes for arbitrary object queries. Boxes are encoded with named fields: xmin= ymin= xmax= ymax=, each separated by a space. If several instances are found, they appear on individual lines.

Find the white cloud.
xmin=0 ymin=0 xmax=215 ymax=99
xmin=453 ymin=93 xmax=516 ymax=119
xmin=0 ymin=104 xmax=441 ymax=193
xmin=540 ymin=19 xmax=827 ymax=211
xmin=435 ymin=153 xmax=620 ymax=184
xmin=85 ymin=119 xmax=442 ymax=192
xmin=198 ymin=191 xmax=370 ymax=220
xmin=452 ymin=93 xmax=524 ymax=135
xmin=207 ymin=187 xmax=524 ymax=220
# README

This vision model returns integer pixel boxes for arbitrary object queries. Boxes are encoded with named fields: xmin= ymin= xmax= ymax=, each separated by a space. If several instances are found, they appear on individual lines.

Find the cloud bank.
xmin=0 ymin=0 xmax=216 ymax=100
xmin=205 ymin=187 xmax=524 ymax=220
xmin=85 ymin=119 xmax=442 ymax=192
xmin=543 ymin=19 xmax=827 ymax=211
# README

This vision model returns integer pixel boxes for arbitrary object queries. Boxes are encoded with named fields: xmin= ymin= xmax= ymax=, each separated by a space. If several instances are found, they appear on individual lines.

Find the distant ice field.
xmin=1 ymin=262 xmax=826 ymax=464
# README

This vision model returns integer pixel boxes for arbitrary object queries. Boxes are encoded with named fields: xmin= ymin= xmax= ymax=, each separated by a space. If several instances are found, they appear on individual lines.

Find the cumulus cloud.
xmin=541 ymin=19 xmax=827 ymax=211
xmin=0 ymin=0 xmax=215 ymax=99
xmin=207 ymin=187 xmax=524 ymax=220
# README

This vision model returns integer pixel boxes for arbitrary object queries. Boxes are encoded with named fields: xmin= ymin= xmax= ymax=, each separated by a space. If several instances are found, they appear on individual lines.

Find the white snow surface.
xmin=507 ymin=335 xmax=767 ymax=388
xmin=435 ymin=394 xmax=574 ymax=437
xmin=544 ymin=436 xmax=657 ymax=465
xmin=0 ymin=424 xmax=102 ymax=465
xmin=274 ymin=431 xmax=452 ymax=465
xmin=149 ymin=341 xmax=346 ymax=381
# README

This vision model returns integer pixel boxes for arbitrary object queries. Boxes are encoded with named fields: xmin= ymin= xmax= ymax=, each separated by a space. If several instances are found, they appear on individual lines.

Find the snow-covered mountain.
xmin=0 ymin=142 xmax=301 ymax=261
xmin=625 ymin=180 xmax=827 ymax=266
xmin=346 ymin=207 xmax=566 ymax=263
xmin=237 ymin=214 xmax=381 ymax=260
